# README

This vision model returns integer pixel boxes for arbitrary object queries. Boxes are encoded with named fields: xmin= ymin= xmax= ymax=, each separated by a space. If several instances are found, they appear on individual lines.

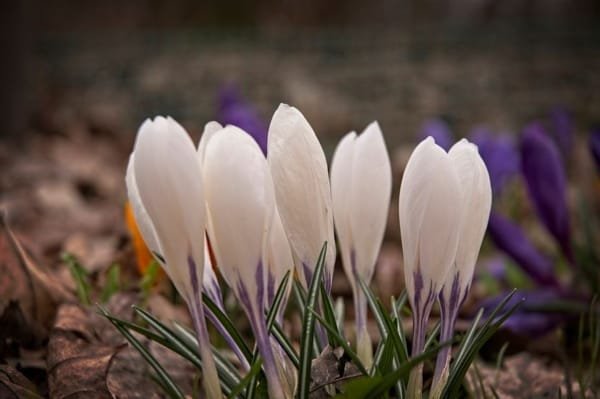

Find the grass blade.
xmin=297 ymin=242 xmax=328 ymax=399
xmin=99 ymin=307 xmax=184 ymax=399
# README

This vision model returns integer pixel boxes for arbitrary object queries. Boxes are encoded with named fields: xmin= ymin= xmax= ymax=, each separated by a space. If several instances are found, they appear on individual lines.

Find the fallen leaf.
xmin=0 ymin=365 xmax=43 ymax=399
xmin=0 ymin=212 xmax=74 ymax=333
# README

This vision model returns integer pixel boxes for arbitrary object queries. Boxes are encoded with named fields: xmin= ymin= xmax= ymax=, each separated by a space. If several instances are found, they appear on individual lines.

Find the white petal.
xmin=350 ymin=122 xmax=392 ymax=283
xmin=330 ymin=131 xmax=356 ymax=287
xmin=197 ymin=121 xmax=223 ymax=162
xmin=133 ymin=116 xmax=205 ymax=301
xmin=202 ymin=237 xmax=223 ymax=306
xmin=445 ymin=139 xmax=492 ymax=295
xmin=266 ymin=206 xmax=294 ymax=305
xmin=125 ymin=152 xmax=161 ymax=259
xmin=399 ymin=137 xmax=461 ymax=305
xmin=267 ymin=103 xmax=336 ymax=288
xmin=203 ymin=125 xmax=272 ymax=311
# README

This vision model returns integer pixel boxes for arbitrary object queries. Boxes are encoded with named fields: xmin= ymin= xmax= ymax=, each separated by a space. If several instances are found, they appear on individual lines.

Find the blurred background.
xmin=2 ymin=0 xmax=600 ymax=143
xmin=1 ymin=2 xmax=600 ymax=396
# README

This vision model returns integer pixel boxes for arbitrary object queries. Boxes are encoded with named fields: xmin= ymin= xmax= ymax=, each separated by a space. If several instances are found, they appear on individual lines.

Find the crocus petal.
xmin=418 ymin=118 xmax=453 ymax=151
xmin=590 ymin=128 xmax=600 ymax=173
xmin=267 ymin=103 xmax=336 ymax=289
xmin=202 ymin=237 xmax=223 ymax=308
xmin=487 ymin=212 xmax=560 ymax=287
xmin=125 ymin=153 xmax=162 ymax=261
xmin=131 ymin=116 xmax=205 ymax=301
xmin=521 ymin=122 xmax=572 ymax=262
xmin=197 ymin=120 xmax=223 ymax=160
xmin=218 ymin=85 xmax=268 ymax=155
xmin=548 ymin=106 xmax=573 ymax=156
xmin=266 ymin=207 xmax=294 ymax=309
xmin=479 ymin=289 xmax=567 ymax=337
xmin=470 ymin=127 xmax=520 ymax=196
xmin=350 ymin=122 xmax=392 ymax=283
xmin=330 ymin=131 xmax=356 ymax=287
xmin=203 ymin=125 xmax=273 ymax=309
xmin=444 ymin=139 xmax=492 ymax=298
xmin=399 ymin=137 xmax=462 ymax=306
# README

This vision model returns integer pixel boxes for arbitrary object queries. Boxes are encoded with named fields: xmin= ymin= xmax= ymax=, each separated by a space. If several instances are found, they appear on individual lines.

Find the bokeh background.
xmin=3 ymin=0 xmax=600 ymax=145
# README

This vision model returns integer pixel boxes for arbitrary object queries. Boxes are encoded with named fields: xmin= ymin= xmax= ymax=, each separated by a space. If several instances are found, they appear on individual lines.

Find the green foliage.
xmin=103 ymin=242 xmax=519 ymax=399
xmin=62 ymin=252 xmax=91 ymax=305
xmin=100 ymin=263 xmax=121 ymax=303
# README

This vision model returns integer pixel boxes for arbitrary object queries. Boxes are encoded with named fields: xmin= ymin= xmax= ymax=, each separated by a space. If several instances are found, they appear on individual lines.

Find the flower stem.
xmin=249 ymin=307 xmax=289 ymax=399
xmin=204 ymin=305 xmax=250 ymax=371
xmin=407 ymin=299 xmax=434 ymax=399
xmin=354 ymin=288 xmax=372 ymax=368
xmin=190 ymin=295 xmax=222 ymax=399
xmin=430 ymin=302 xmax=459 ymax=399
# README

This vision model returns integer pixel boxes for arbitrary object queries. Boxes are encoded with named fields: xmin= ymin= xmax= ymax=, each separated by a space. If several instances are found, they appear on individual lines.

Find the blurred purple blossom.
xmin=487 ymin=213 xmax=561 ymax=288
xmin=418 ymin=118 xmax=453 ymax=151
xmin=548 ymin=106 xmax=573 ymax=156
xmin=521 ymin=122 xmax=573 ymax=262
xmin=480 ymin=289 xmax=566 ymax=337
xmin=485 ymin=256 xmax=507 ymax=283
xmin=590 ymin=128 xmax=600 ymax=173
xmin=470 ymin=127 xmax=520 ymax=196
xmin=217 ymin=85 xmax=268 ymax=155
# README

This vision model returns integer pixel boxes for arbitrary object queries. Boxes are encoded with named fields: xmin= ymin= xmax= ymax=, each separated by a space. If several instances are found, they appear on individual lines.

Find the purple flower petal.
xmin=418 ymin=118 xmax=453 ymax=151
xmin=479 ymin=289 xmax=567 ymax=337
xmin=521 ymin=122 xmax=572 ymax=262
xmin=548 ymin=106 xmax=573 ymax=156
xmin=590 ymin=128 xmax=600 ymax=173
xmin=217 ymin=85 xmax=268 ymax=155
xmin=470 ymin=127 xmax=520 ymax=196
xmin=487 ymin=213 xmax=561 ymax=288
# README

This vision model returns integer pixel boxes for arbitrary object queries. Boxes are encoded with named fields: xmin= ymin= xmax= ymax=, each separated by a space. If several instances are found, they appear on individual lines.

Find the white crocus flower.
xmin=399 ymin=136 xmax=462 ymax=399
xmin=267 ymin=104 xmax=336 ymax=291
xmin=125 ymin=116 xmax=222 ymax=399
xmin=431 ymin=139 xmax=492 ymax=398
xmin=330 ymin=122 xmax=392 ymax=367
xmin=203 ymin=125 xmax=291 ymax=399
xmin=265 ymin=206 xmax=294 ymax=314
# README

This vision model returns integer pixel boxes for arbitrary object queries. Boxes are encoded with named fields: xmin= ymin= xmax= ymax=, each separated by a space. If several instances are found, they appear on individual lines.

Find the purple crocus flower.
xmin=521 ymin=122 xmax=573 ymax=262
xmin=470 ymin=127 xmax=520 ymax=196
xmin=590 ymin=128 xmax=600 ymax=173
xmin=217 ymin=85 xmax=268 ymax=155
xmin=418 ymin=118 xmax=453 ymax=151
xmin=548 ymin=106 xmax=573 ymax=156
xmin=480 ymin=289 xmax=567 ymax=337
xmin=487 ymin=213 xmax=561 ymax=288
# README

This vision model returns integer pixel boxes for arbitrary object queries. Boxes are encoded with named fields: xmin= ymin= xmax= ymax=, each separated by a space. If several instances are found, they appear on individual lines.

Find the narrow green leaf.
xmin=99 ymin=307 xmax=184 ymax=399
xmin=100 ymin=263 xmax=121 ymax=303
xmin=172 ymin=322 xmax=242 ymax=388
xmin=271 ymin=323 xmax=300 ymax=369
xmin=310 ymin=309 xmax=368 ymax=375
xmin=297 ymin=242 xmax=328 ymax=399
xmin=202 ymin=293 xmax=253 ymax=361
xmin=62 ymin=253 xmax=91 ymax=305
xmin=227 ymin=358 xmax=263 ymax=399
xmin=246 ymin=271 xmax=291 ymax=397
xmin=443 ymin=290 xmax=522 ymax=398
xmin=334 ymin=342 xmax=446 ymax=399
xmin=321 ymin=283 xmax=342 ymax=343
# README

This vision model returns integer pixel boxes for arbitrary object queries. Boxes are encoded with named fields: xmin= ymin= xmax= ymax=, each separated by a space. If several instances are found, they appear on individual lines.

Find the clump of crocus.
xmin=330 ymin=121 xmax=392 ymax=367
xmin=125 ymin=116 xmax=222 ymax=399
xmin=430 ymin=139 xmax=492 ymax=398
xmin=399 ymin=137 xmax=463 ymax=399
